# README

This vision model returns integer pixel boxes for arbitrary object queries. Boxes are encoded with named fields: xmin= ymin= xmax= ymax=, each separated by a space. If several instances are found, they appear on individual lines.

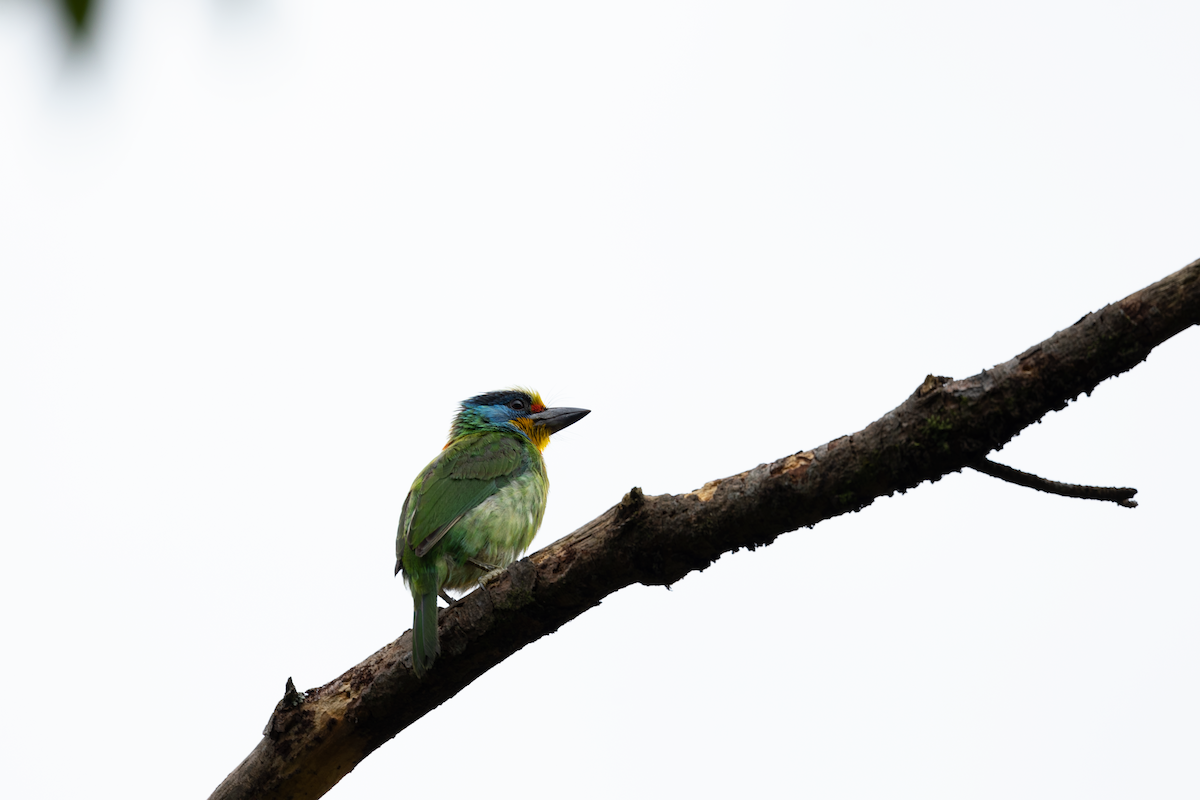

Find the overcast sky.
xmin=2 ymin=2 xmax=1197 ymax=798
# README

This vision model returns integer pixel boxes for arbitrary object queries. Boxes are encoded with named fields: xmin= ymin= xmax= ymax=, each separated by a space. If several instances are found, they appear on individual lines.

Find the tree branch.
xmin=968 ymin=458 xmax=1138 ymax=507
xmin=210 ymin=258 xmax=1200 ymax=800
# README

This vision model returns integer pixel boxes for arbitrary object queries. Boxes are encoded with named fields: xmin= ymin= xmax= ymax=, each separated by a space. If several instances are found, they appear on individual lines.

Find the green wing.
xmin=398 ymin=432 xmax=527 ymax=563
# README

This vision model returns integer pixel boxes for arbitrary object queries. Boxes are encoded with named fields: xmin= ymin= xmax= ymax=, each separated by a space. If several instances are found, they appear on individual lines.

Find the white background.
xmin=1 ymin=2 xmax=1197 ymax=798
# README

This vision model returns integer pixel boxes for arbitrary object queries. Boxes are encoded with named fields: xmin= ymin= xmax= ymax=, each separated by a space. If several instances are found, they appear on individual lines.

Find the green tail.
xmin=411 ymin=591 xmax=440 ymax=678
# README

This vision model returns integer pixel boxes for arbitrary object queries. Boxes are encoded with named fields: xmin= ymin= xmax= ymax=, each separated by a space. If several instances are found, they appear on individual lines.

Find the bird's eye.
xmin=509 ymin=399 xmax=526 ymax=411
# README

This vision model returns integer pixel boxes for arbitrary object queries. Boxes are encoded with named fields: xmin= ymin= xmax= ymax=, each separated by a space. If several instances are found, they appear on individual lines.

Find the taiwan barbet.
xmin=396 ymin=388 xmax=589 ymax=677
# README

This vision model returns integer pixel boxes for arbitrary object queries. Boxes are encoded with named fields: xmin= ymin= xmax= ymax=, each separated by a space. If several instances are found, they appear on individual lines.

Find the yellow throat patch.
xmin=510 ymin=416 xmax=551 ymax=452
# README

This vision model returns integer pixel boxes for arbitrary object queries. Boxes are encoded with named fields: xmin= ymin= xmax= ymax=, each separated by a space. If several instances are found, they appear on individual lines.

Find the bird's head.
xmin=449 ymin=388 xmax=589 ymax=451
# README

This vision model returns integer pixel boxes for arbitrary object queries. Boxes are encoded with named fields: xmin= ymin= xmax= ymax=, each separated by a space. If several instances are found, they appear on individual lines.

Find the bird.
xmin=396 ymin=388 xmax=589 ymax=677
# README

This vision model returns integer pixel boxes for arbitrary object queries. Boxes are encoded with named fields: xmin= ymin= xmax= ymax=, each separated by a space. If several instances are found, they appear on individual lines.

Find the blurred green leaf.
xmin=57 ymin=0 xmax=95 ymax=41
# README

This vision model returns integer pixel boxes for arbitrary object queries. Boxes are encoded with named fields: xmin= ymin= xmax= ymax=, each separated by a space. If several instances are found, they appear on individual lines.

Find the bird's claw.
xmin=468 ymin=558 xmax=506 ymax=588
xmin=478 ymin=567 xmax=506 ymax=588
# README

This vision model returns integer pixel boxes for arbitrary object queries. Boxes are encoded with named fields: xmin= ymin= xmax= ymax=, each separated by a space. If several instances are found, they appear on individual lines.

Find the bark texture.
xmin=211 ymin=259 xmax=1199 ymax=800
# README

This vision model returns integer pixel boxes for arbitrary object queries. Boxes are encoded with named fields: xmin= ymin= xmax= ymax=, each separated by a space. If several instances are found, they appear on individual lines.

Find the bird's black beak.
xmin=528 ymin=406 xmax=590 ymax=434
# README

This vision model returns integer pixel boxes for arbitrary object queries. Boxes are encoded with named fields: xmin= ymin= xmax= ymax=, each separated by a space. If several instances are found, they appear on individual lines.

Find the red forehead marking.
xmin=531 ymin=403 xmax=545 ymax=413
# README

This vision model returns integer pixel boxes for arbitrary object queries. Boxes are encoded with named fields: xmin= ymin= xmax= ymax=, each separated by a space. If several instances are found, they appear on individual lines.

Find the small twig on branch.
xmin=967 ymin=458 xmax=1138 ymax=507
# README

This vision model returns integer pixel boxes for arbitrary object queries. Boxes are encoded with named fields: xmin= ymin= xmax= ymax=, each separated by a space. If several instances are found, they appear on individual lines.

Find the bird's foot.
xmin=477 ymin=567 xmax=507 ymax=589
xmin=438 ymin=589 xmax=459 ymax=606
xmin=467 ymin=558 xmax=499 ymax=572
